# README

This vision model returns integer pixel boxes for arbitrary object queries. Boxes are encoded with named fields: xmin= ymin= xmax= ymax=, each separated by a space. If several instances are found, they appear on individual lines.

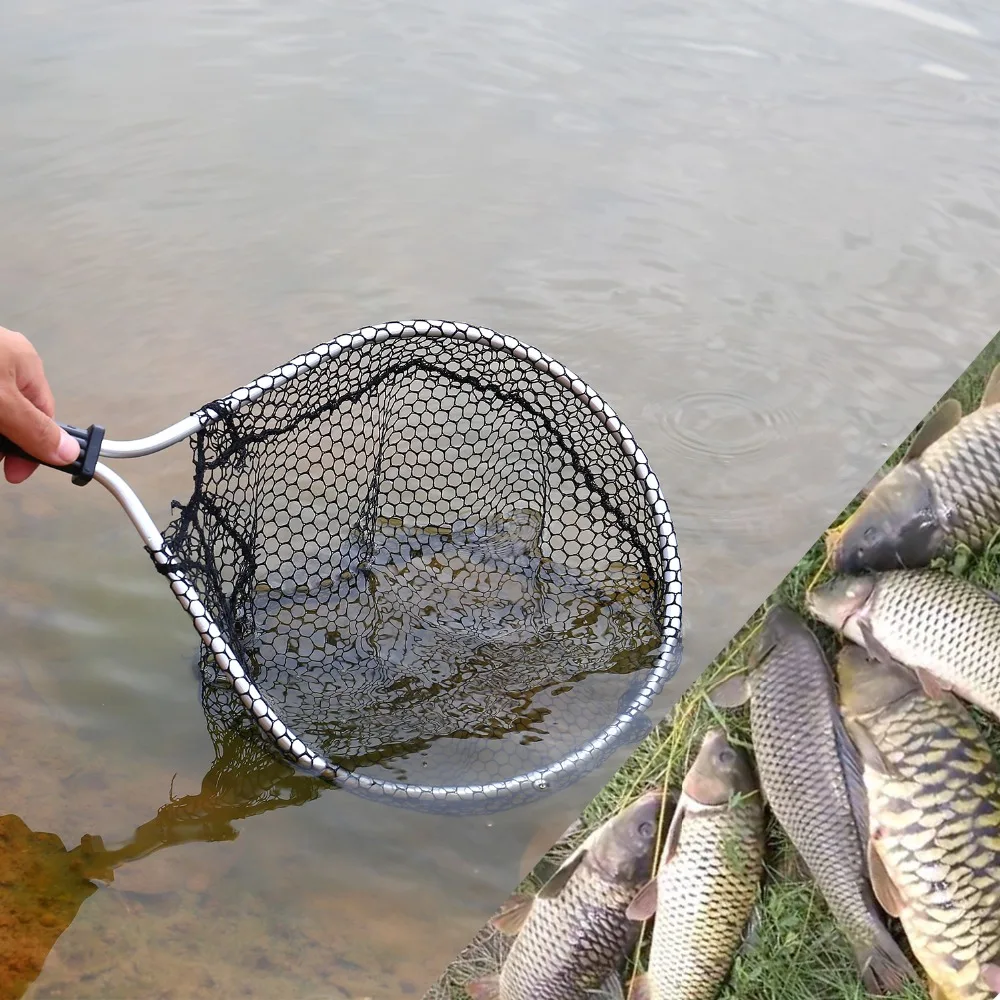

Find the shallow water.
xmin=240 ymin=509 xmax=660 ymax=785
xmin=2 ymin=0 xmax=1000 ymax=996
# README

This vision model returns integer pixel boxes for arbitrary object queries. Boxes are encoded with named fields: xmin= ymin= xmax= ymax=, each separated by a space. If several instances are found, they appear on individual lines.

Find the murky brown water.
xmin=3 ymin=0 xmax=1000 ymax=996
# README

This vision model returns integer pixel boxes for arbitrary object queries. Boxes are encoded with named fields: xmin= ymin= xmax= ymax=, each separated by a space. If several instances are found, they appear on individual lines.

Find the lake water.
xmin=2 ymin=0 xmax=1000 ymax=996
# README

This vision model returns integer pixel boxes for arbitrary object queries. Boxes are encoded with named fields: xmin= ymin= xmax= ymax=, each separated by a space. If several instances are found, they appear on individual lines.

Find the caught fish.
xmin=466 ymin=787 xmax=671 ymax=1000
xmin=826 ymin=361 xmax=1000 ymax=573
xmin=836 ymin=643 xmax=1000 ymax=1000
xmin=710 ymin=606 xmax=916 ymax=993
xmin=806 ymin=569 xmax=1000 ymax=719
xmin=624 ymin=727 xmax=765 ymax=1000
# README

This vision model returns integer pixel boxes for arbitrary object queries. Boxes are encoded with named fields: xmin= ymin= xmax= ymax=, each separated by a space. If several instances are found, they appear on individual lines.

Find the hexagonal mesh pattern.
xmin=159 ymin=321 xmax=681 ymax=813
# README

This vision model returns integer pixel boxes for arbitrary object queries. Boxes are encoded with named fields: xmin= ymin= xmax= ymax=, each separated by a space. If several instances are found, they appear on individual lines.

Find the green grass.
xmin=425 ymin=330 xmax=1000 ymax=1000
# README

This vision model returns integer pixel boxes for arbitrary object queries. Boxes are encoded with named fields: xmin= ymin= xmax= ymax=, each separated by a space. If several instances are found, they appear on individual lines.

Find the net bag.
xmin=162 ymin=321 xmax=680 ymax=812
xmin=0 ymin=320 xmax=682 ymax=814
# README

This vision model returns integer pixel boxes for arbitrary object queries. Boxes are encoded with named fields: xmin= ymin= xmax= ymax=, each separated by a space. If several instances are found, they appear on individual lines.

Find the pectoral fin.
xmin=858 ymin=620 xmax=895 ymax=667
xmin=489 ymin=893 xmax=534 ymax=936
xmin=625 ymin=877 xmax=659 ymax=922
xmin=708 ymin=673 xmax=752 ymax=710
xmin=915 ymin=666 xmax=953 ymax=702
xmin=902 ymin=399 xmax=962 ymax=462
xmin=844 ymin=717 xmax=900 ymax=779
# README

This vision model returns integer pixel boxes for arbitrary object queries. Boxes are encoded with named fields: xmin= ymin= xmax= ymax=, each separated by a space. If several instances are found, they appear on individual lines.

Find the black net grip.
xmin=0 ymin=422 xmax=105 ymax=486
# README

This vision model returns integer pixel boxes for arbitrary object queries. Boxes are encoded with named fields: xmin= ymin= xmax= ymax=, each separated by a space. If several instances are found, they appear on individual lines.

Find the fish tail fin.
xmin=854 ymin=928 xmax=918 ymax=995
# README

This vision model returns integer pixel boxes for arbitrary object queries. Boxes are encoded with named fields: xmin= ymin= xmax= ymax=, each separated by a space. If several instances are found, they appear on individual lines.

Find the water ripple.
xmin=658 ymin=389 xmax=795 ymax=460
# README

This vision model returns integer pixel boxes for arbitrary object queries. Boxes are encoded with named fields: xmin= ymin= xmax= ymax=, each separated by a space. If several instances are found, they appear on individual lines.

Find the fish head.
xmin=805 ymin=574 xmax=876 ymax=635
xmin=835 ymin=643 xmax=919 ymax=716
xmin=588 ymin=787 xmax=666 ymax=886
xmin=825 ymin=464 xmax=943 ymax=574
xmin=683 ymin=727 xmax=756 ymax=806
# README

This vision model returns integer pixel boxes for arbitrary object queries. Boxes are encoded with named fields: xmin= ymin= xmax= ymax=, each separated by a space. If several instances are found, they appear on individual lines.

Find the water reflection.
xmin=0 ymin=725 xmax=325 ymax=1000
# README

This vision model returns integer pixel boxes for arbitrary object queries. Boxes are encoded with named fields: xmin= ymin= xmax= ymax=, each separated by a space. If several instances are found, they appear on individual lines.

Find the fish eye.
xmin=637 ymin=821 xmax=655 ymax=838
xmin=717 ymin=748 xmax=736 ymax=766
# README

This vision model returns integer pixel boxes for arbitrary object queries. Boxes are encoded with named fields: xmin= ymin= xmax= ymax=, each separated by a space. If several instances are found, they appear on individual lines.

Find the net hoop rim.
xmin=184 ymin=319 xmax=682 ymax=810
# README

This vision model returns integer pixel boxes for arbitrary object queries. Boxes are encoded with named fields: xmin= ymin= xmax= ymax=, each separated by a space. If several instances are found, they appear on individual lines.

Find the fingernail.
xmin=56 ymin=430 xmax=81 ymax=464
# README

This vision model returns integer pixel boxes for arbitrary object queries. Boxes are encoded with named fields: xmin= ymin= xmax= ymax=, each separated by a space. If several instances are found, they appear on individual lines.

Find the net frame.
xmin=3 ymin=320 xmax=682 ymax=813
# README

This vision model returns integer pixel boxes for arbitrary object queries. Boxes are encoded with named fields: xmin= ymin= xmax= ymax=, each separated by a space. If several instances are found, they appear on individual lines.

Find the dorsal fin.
xmin=981 ymin=361 xmax=1000 ymax=409
xmin=901 ymin=399 xmax=962 ymax=463
xmin=624 ymin=877 xmax=659 ymax=922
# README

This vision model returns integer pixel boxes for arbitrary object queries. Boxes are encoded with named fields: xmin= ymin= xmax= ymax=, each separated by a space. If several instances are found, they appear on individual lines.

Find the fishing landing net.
xmin=1 ymin=321 xmax=682 ymax=814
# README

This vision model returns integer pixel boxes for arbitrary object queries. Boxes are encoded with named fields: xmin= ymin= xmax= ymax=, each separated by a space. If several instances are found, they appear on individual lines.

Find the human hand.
xmin=0 ymin=326 xmax=80 ymax=484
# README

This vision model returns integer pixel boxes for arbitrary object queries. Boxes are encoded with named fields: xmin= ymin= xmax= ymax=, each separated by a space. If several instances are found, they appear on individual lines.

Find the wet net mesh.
xmin=160 ymin=324 xmax=680 ymax=811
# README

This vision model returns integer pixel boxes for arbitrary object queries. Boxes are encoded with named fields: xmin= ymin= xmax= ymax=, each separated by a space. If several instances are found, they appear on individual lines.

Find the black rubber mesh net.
xmin=161 ymin=332 xmax=672 ymax=809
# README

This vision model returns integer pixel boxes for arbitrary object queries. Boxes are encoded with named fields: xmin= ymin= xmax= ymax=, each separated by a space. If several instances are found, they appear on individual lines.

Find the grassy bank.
xmin=425 ymin=330 xmax=1000 ymax=1000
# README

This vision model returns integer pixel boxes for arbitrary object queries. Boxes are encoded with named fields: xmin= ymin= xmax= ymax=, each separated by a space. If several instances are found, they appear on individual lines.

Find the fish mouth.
xmin=806 ymin=574 xmax=876 ymax=636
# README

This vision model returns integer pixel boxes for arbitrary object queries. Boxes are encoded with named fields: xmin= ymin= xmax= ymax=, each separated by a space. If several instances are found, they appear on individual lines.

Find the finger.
xmin=2 ymin=454 xmax=39 ymax=485
xmin=5 ymin=330 xmax=57 ymax=419
xmin=18 ymin=357 xmax=56 ymax=420
xmin=0 ymin=390 xmax=79 ymax=467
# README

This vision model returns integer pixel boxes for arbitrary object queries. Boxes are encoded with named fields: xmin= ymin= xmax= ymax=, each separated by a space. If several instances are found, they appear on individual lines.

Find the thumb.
xmin=1 ymin=392 xmax=80 ymax=465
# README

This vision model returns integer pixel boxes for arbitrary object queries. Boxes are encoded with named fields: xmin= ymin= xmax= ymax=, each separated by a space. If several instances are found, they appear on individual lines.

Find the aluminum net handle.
xmin=94 ymin=320 xmax=681 ymax=809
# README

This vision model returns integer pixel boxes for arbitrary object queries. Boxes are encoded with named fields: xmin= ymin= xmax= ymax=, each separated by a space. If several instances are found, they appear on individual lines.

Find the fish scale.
xmin=470 ymin=788 xmax=665 ymax=1000
xmin=496 ymin=876 xmax=640 ymax=1000
xmin=750 ymin=637 xmax=879 ymax=951
xmin=641 ymin=797 xmax=764 ymax=1000
xmin=827 ymin=365 xmax=1000 ymax=576
xmin=725 ymin=607 xmax=918 ymax=993
xmin=924 ymin=405 xmax=1000 ymax=553
xmin=852 ymin=570 xmax=1000 ymax=719
xmin=845 ymin=678 xmax=1000 ymax=1000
